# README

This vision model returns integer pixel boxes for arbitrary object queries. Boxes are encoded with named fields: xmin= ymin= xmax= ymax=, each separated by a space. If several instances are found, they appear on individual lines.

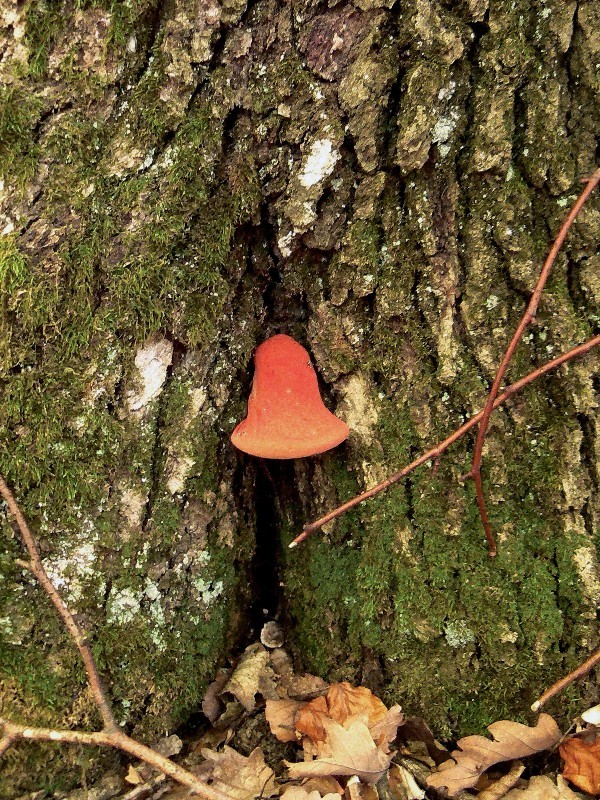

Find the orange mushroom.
xmin=231 ymin=334 xmax=349 ymax=459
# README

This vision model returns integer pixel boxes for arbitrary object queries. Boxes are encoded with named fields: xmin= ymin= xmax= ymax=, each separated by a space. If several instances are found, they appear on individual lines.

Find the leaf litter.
xmin=53 ymin=640 xmax=600 ymax=800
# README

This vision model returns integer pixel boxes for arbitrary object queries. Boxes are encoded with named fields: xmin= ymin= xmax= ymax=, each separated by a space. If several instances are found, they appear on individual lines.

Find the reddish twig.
xmin=0 ymin=733 xmax=17 ymax=758
xmin=0 ymin=477 xmax=234 ymax=800
xmin=531 ymin=648 xmax=600 ymax=712
xmin=468 ymin=168 xmax=600 ymax=556
xmin=0 ymin=720 xmax=232 ymax=800
xmin=290 ymin=334 xmax=600 ymax=547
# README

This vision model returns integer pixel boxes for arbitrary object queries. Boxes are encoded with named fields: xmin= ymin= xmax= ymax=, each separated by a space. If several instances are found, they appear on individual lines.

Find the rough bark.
xmin=0 ymin=0 xmax=598 ymax=794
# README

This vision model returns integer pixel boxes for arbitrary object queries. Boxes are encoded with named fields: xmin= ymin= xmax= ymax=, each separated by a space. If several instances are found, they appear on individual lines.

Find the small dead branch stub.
xmin=292 ymin=168 xmax=600 ymax=551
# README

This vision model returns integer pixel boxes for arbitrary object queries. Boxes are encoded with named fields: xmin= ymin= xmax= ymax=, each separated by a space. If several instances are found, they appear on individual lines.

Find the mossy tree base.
xmin=0 ymin=0 xmax=598 ymax=795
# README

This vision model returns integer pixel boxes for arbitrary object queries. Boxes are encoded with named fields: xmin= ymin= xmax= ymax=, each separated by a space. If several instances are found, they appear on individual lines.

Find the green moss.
xmin=0 ymin=87 xmax=41 ymax=187
xmin=24 ymin=0 xmax=66 ymax=78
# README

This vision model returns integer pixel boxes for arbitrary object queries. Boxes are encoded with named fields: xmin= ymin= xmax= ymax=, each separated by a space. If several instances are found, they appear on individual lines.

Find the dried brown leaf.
xmin=222 ymin=643 xmax=276 ymax=711
xmin=301 ymin=776 xmax=344 ymax=795
xmin=296 ymin=695 xmax=331 ymax=744
xmin=326 ymin=682 xmax=388 ymax=727
xmin=502 ymin=774 xmax=586 ymax=799
xmin=265 ymin=698 xmax=303 ymax=742
xmin=202 ymin=668 xmax=231 ymax=723
xmin=286 ymin=716 xmax=393 ymax=784
xmin=200 ymin=745 xmax=278 ymax=799
xmin=125 ymin=765 xmax=143 ymax=785
xmin=476 ymin=760 xmax=525 ymax=800
xmin=388 ymin=763 xmax=427 ymax=799
xmin=560 ymin=735 xmax=600 ymax=795
xmin=280 ymin=787 xmax=341 ymax=800
xmin=426 ymin=714 xmax=561 ymax=796
xmin=295 ymin=682 xmax=402 ymax=748
xmin=285 ymin=672 xmax=330 ymax=699
xmin=370 ymin=704 xmax=404 ymax=751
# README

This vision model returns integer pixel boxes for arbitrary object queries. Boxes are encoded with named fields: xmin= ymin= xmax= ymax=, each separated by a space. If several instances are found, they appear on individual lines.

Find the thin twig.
xmin=0 ymin=733 xmax=17 ymax=758
xmin=468 ymin=168 xmax=600 ymax=555
xmin=0 ymin=476 xmax=116 ymax=731
xmin=531 ymin=648 xmax=600 ymax=712
xmin=290 ymin=334 xmax=600 ymax=547
xmin=0 ymin=477 xmax=235 ymax=800
xmin=0 ymin=721 xmax=233 ymax=800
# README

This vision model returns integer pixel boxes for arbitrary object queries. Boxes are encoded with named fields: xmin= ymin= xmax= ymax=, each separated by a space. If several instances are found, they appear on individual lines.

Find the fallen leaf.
xmin=426 ymin=714 xmax=561 ymax=796
xmin=265 ymin=698 xmax=303 ymax=742
xmin=347 ymin=773 xmax=377 ymax=800
xmin=327 ymin=682 xmax=388 ymax=727
xmin=400 ymin=716 xmax=449 ymax=766
xmin=280 ymin=787 xmax=341 ymax=800
xmin=296 ymin=695 xmax=330 ymax=744
xmin=222 ymin=643 xmax=277 ymax=711
xmin=370 ymin=704 xmax=404 ymax=751
xmin=560 ymin=735 xmax=600 ymax=795
xmin=301 ymin=776 xmax=344 ymax=795
xmin=582 ymin=706 xmax=600 ymax=726
xmin=125 ymin=765 xmax=143 ymax=785
xmin=201 ymin=745 xmax=279 ymax=799
xmin=202 ymin=668 xmax=231 ymax=723
xmin=269 ymin=648 xmax=329 ymax=699
xmin=286 ymin=715 xmax=393 ymax=784
xmin=476 ymin=760 xmax=525 ymax=800
xmin=502 ymin=774 xmax=585 ymax=799
xmin=388 ymin=763 xmax=426 ymax=800
xmin=295 ymin=682 xmax=403 ymax=748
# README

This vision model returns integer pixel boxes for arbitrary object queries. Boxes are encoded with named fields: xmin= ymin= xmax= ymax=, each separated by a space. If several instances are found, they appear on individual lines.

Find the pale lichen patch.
xmin=444 ymin=620 xmax=476 ymax=648
xmin=337 ymin=373 xmax=379 ymax=445
xmin=106 ymin=586 xmax=141 ymax=625
xmin=192 ymin=577 xmax=224 ymax=607
xmin=42 ymin=538 xmax=98 ymax=608
xmin=120 ymin=487 xmax=148 ymax=531
xmin=0 ymin=5 xmax=28 ymax=79
xmin=127 ymin=336 xmax=174 ymax=413
xmin=573 ymin=546 xmax=600 ymax=606
xmin=165 ymin=387 xmax=208 ymax=494
xmin=299 ymin=138 xmax=340 ymax=188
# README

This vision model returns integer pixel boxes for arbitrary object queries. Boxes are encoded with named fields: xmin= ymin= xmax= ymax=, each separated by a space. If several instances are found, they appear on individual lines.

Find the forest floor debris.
xmin=25 ymin=640 xmax=599 ymax=800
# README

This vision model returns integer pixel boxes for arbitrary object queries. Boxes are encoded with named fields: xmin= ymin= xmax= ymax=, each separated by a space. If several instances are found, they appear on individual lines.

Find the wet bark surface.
xmin=0 ymin=0 xmax=598 ymax=794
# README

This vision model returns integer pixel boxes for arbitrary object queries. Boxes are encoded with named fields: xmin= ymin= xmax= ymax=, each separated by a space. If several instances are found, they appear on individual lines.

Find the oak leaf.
xmin=269 ymin=647 xmax=329 ymax=699
xmin=280 ymin=787 xmax=341 ymax=800
xmin=327 ymin=682 xmax=388 ymax=727
xmin=295 ymin=682 xmax=403 ymax=748
xmin=502 ymin=774 xmax=585 ymax=799
xmin=296 ymin=695 xmax=331 ymax=744
xmin=265 ymin=698 xmax=303 ymax=742
xmin=222 ymin=643 xmax=277 ymax=711
xmin=426 ymin=713 xmax=561 ymax=796
xmin=370 ymin=705 xmax=405 ymax=752
xmin=560 ymin=735 xmax=600 ymax=795
xmin=200 ymin=745 xmax=278 ymax=799
xmin=286 ymin=715 xmax=393 ymax=784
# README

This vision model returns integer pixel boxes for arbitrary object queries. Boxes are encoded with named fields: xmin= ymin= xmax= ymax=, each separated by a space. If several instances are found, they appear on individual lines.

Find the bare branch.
xmin=0 ymin=478 xmax=236 ymax=800
xmin=0 ymin=720 xmax=234 ymax=800
xmin=531 ymin=647 xmax=600 ymax=712
xmin=469 ymin=167 xmax=600 ymax=555
xmin=0 ymin=733 xmax=17 ymax=758
xmin=291 ymin=334 xmax=600 ymax=547
xmin=0 ymin=476 xmax=117 ymax=731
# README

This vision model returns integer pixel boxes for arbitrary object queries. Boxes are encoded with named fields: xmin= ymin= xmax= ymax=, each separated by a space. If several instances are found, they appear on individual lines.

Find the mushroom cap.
xmin=231 ymin=334 xmax=349 ymax=459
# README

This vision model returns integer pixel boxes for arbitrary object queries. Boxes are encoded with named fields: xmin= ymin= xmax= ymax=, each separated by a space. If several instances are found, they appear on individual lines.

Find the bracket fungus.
xmin=231 ymin=334 xmax=349 ymax=459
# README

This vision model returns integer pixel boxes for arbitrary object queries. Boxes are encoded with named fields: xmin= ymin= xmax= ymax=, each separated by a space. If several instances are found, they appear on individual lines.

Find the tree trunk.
xmin=0 ymin=0 xmax=598 ymax=794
